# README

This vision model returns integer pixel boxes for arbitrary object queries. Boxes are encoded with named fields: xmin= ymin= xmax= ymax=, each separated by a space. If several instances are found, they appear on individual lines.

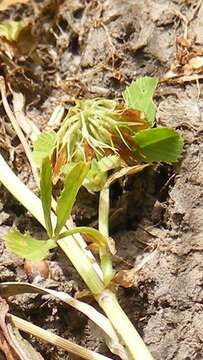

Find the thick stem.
xmin=58 ymin=237 xmax=104 ymax=294
xmin=96 ymin=290 xmax=154 ymax=360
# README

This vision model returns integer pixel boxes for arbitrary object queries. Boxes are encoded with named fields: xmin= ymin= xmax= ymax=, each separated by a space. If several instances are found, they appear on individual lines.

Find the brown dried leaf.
xmin=187 ymin=56 xmax=203 ymax=71
xmin=113 ymin=269 xmax=135 ymax=288
xmin=0 ymin=297 xmax=43 ymax=360
xmin=117 ymin=107 xmax=149 ymax=130
xmin=6 ymin=326 xmax=44 ymax=360
xmin=107 ymin=237 xmax=116 ymax=256
xmin=0 ymin=297 xmax=20 ymax=360
xmin=111 ymin=132 xmax=139 ymax=166
xmin=114 ymin=251 xmax=157 ymax=288
xmin=163 ymin=36 xmax=203 ymax=81
xmin=51 ymin=146 xmax=67 ymax=183
xmin=84 ymin=142 xmax=94 ymax=161
xmin=161 ymin=73 xmax=203 ymax=84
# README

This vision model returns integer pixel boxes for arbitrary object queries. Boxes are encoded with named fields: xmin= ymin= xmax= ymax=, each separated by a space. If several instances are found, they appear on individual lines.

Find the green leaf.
xmin=83 ymin=159 xmax=107 ymax=192
xmin=40 ymin=157 xmax=53 ymax=238
xmin=0 ymin=20 xmax=28 ymax=42
xmin=59 ymin=226 xmax=107 ymax=247
xmin=62 ymin=162 xmax=78 ymax=176
xmin=5 ymin=229 xmax=57 ymax=262
xmin=82 ymin=156 xmax=121 ymax=193
xmin=33 ymin=131 xmax=56 ymax=167
xmin=133 ymin=128 xmax=184 ymax=163
xmin=100 ymin=251 xmax=114 ymax=286
xmin=97 ymin=155 xmax=120 ymax=172
xmin=123 ymin=76 xmax=159 ymax=126
xmin=55 ymin=162 xmax=89 ymax=236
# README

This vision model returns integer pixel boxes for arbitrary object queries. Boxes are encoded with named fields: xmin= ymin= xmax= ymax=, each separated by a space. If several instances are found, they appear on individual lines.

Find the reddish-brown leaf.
xmin=84 ymin=142 xmax=94 ymax=161
xmin=116 ymin=106 xmax=149 ymax=130
xmin=51 ymin=146 xmax=67 ymax=183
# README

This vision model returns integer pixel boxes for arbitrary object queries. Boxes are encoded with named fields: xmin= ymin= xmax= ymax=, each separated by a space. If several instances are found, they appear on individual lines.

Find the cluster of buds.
xmin=51 ymin=98 xmax=148 ymax=188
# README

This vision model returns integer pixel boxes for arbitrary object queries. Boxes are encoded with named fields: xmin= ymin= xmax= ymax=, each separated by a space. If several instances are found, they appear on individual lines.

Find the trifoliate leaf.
xmin=33 ymin=131 xmax=56 ymax=166
xmin=55 ymin=162 xmax=89 ymax=236
xmin=123 ymin=76 xmax=159 ymax=126
xmin=5 ymin=229 xmax=57 ymax=261
xmin=0 ymin=20 xmax=28 ymax=42
xmin=133 ymin=128 xmax=184 ymax=163
xmin=40 ymin=157 xmax=53 ymax=238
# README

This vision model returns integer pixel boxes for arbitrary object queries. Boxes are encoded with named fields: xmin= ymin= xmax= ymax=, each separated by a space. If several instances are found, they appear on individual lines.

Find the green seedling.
xmin=2 ymin=76 xmax=183 ymax=360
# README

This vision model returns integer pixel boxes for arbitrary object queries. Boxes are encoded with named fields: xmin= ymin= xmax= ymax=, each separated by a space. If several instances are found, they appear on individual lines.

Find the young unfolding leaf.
xmin=5 ymin=229 xmax=57 ymax=262
xmin=83 ymin=159 xmax=107 ymax=192
xmin=97 ymin=155 xmax=121 ymax=172
xmin=55 ymin=162 xmax=89 ymax=236
xmin=83 ymin=156 xmax=121 ymax=192
xmin=123 ymin=77 xmax=159 ymax=126
xmin=40 ymin=157 xmax=53 ymax=238
xmin=134 ymin=128 xmax=184 ymax=163
xmin=33 ymin=131 xmax=56 ymax=166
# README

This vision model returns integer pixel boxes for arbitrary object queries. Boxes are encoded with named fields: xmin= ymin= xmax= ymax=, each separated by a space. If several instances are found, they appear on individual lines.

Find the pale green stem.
xmin=97 ymin=290 xmax=154 ymax=360
xmin=99 ymin=186 xmax=109 ymax=237
xmin=57 ymin=237 xmax=104 ymax=294
xmin=99 ymin=186 xmax=114 ymax=286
